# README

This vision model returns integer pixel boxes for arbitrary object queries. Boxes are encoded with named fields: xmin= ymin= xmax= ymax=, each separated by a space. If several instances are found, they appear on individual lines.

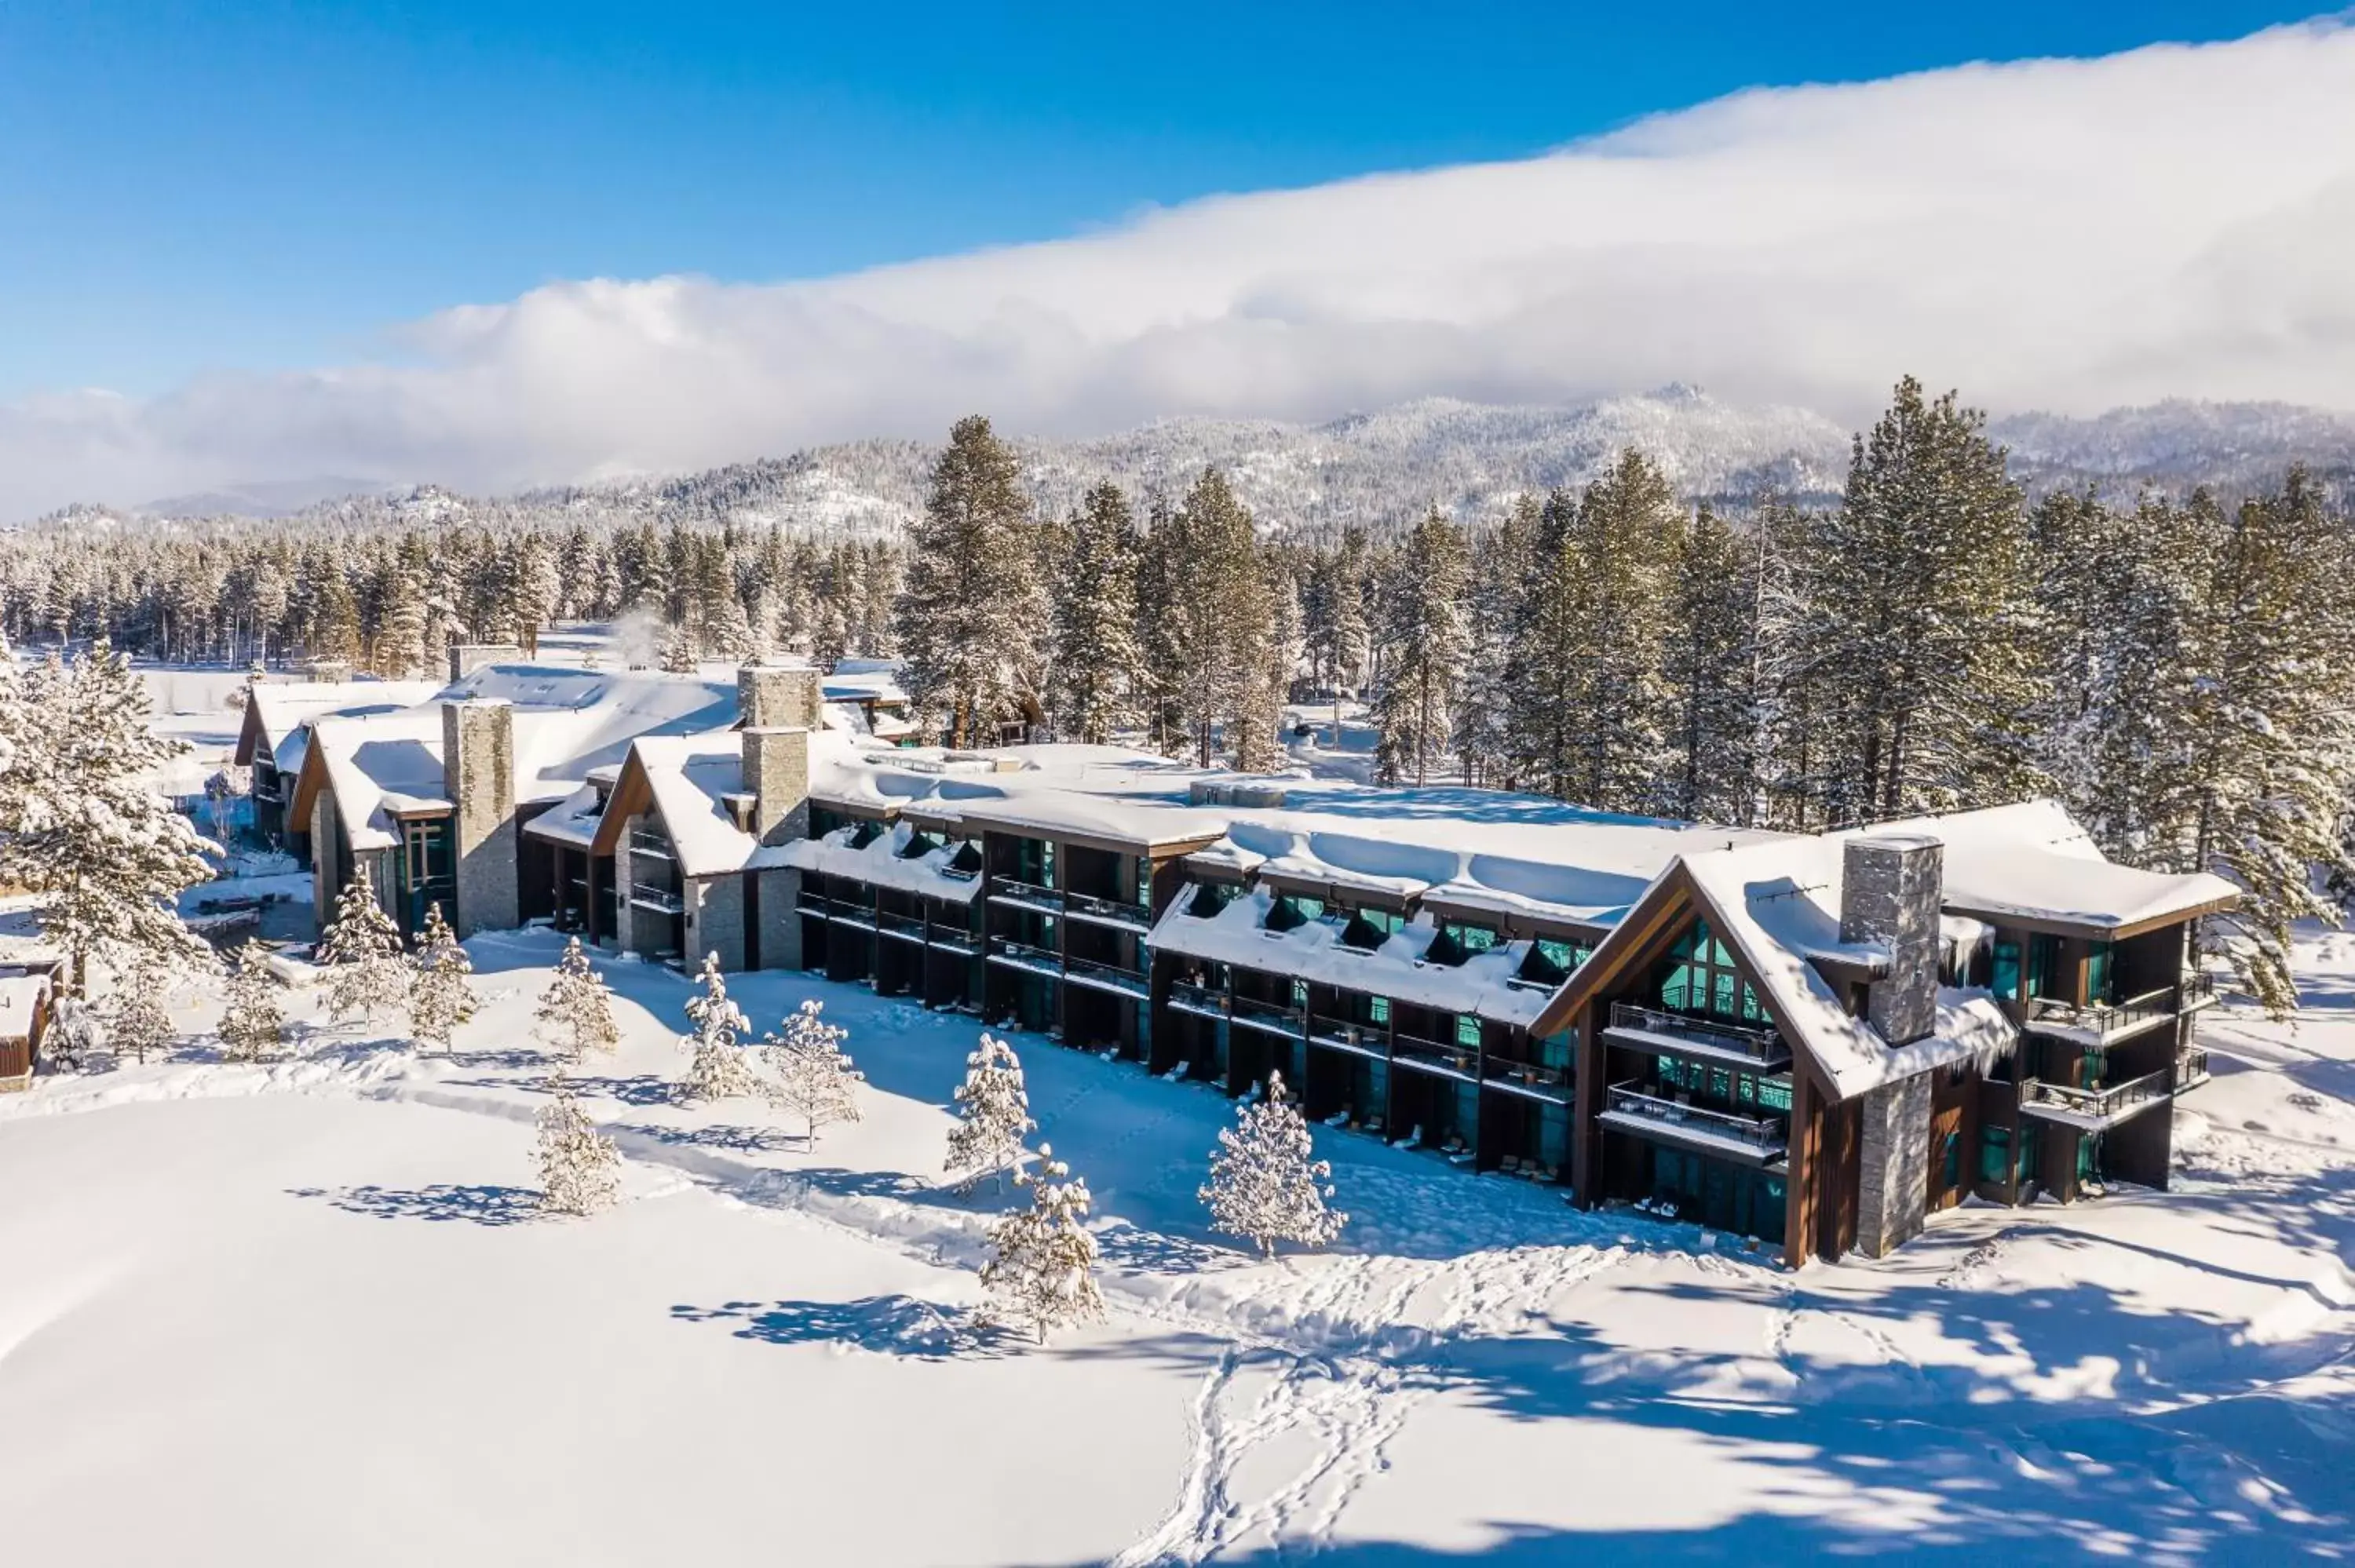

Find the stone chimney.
xmin=738 ymin=662 xmax=824 ymax=731
xmin=742 ymin=727 xmax=811 ymax=844
xmin=305 ymin=658 xmax=352 ymax=684
xmin=449 ymin=643 xmax=524 ymax=683
xmin=1839 ymin=833 xmax=1944 ymax=1047
xmin=442 ymin=698 xmax=518 ymax=937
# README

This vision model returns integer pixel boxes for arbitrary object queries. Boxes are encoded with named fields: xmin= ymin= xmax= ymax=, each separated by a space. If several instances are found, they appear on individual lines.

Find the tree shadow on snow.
xmin=667 ymin=1294 xmax=1018 ymax=1360
xmin=614 ymin=1121 xmax=798 ymax=1154
xmin=444 ymin=1070 xmax=676 ymax=1107
xmin=287 ymin=1183 xmax=539 ymax=1226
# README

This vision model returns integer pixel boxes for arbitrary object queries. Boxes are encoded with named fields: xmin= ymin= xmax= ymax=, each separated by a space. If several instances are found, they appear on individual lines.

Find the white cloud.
xmin=9 ymin=20 xmax=2355 ymax=520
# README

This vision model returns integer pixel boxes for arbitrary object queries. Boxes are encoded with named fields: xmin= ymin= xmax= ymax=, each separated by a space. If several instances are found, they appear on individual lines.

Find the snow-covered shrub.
xmin=108 ymin=957 xmax=179 ymax=1064
xmin=407 ymin=903 xmax=477 ymax=1053
xmin=764 ymin=997 xmax=864 ymax=1146
xmin=944 ymin=1032 xmax=1034 ymax=1194
xmin=979 ymin=1143 xmax=1104 ymax=1345
xmin=1199 ymin=1070 xmax=1346 ymax=1259
xmin=677 ymin=954 xmax=759 ymax=1102
xmin=536 ymin=1071 xmax=623 ymax=1216
xmin=535 ymin=935 xmax=619 ymax=1061
xmin=318 ymin=864 xmax=411 ymax=1028
xmin=218 ymin=940 xmax=288 ymax=1062
xmin=41 ymin=995 xmax=108 ymax=1073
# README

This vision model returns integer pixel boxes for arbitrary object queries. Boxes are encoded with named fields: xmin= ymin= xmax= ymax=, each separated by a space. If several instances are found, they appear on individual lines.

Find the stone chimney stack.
xmin=738 ymin=662 xmax=823 ymax=731
xmin=1839 ymin=833 xmax=1944 ymax=1047
xmin=442 ymin=698 xmax=518 ymax=937
xmin=449 ymin=643 xmax=524 ymax=683
xmin=742 ymin=727 xmax=811 ymax=845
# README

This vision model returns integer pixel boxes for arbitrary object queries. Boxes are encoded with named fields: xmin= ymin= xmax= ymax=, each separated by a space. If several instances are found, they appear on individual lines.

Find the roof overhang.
xmin=1939 ymin=893 xmax=2241 ymax=943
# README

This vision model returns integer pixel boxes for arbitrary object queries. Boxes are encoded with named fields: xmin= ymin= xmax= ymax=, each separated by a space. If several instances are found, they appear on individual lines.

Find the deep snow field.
xmin=4 ymin=917 xmax=2353 ymax=1564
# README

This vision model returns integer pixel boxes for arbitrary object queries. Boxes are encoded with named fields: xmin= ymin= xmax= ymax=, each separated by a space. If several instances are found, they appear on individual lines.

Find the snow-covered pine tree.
xmin=1370 ymin=507 xmax=1470 ymax=786
xmin=218 ymin=940 xmax=288 ymax=1062
xmin=1199 ymin=1070 xmax=1347 ymax=1258
xmin=1561 ymin=450 xmax=1678 ymax=815
xmin=1455 ymin=494 xmax=1540 ymax=789
xmin=1231 ymin=547 xmax=1305 ymax=774
xmin=1787 ymin=377 xmax=2043 ymax=825
xmin=0 ymin=639 xmax=214 ymax=994
xmin=978 ymin=1143 xmax=1105 ymax=1345
xmin=318 ymin=864 xmax=411 ymax=1028
xmin=765 ymin=997 xmax=864 ymax=1145
xmin=536 ymin=1069 xmax=623 ymax=1216
xmin=1659 ymin=501 xmax=1769 ymax=825
xmin=42 ymin=995 xmax=108 ymax=1073
xmin=944 ymin=1032 xmax=1036 ymax=1194
xmin=677 ymin=953 xmax=760 ymax=1101
xmin=108 ymin=955 xmax=177 ymax=1064
xmin=536 ymin=935 xmax=621 ymax=1060
xmin=408 ymin=902 xmax=477 ymax=1053
xmin=1157 ymin=468 xmax=1268 ymax=766
xmin=1048 ymin=483 xmax=1144 ymax=746
xmin=895 ymin=416 xmax=1048 ymax=747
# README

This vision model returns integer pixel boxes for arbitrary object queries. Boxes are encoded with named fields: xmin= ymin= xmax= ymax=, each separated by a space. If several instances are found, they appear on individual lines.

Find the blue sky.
xmin=0 ymin=1 xmax=2331 ymax=399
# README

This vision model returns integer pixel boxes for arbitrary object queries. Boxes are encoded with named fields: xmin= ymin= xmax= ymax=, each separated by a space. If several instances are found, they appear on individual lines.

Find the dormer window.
xmin=899 ymin=830 xmax=941 ymax=860
xmin=1338 ymin=910 xmax=1394 ymax=952
xmin=1265 ymin=892 xmax=1322 ymax=933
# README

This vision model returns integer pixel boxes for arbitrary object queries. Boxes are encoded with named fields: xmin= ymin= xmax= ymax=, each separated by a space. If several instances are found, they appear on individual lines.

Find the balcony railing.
xmin=2018 ymin=1064 xmax=2175 ymax=1127
xmin=1392 ymin=1033 xmax=1479 ymax=1081
xmin=1606 ymin=1002 xmax=1790 ymax=1069
xmin=988 ymin=938 xmax=1065 ymax=980
xmin=987 ymin=876 xmax=1064 ymax=916
xmin=1229 ymin=992 xmax=1307 ymax=1037
xmin=875 ymin=909 xmax=928 ymax=946
xmin=1601 ymin=1081 xmax=1787 ymax=1159
xmin=2025 ymin=982 xmax=2191 ymax=1042
xmin=1307 ymin=1016 xmax=1388 ymax=1060
xmin=1481 ymin=1055 xmax=1572 ymax=1102
xmin=1168 ymin=981 xmax=1229 ymax=1020
xmin=627 ymin=829 xmax=674 ymax=860
xmin=2175 ymin=1045 xmax=2211 ymax=1092
xmin=1063 ymin=888 xmax=1153 ymax=932
xmin=628 ymin=884 xmax=685 ymax=915
xmin=1063 ymin=950 xmax=1149 ymax=1000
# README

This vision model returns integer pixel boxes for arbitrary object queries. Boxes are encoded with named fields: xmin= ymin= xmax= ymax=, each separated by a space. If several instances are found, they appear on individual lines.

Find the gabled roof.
xmin=234 ymin=680 xmax=441 ymax=766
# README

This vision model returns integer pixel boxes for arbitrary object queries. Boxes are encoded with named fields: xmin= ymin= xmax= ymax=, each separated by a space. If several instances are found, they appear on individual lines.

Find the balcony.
xmin=627 ymin=829 xmax=674 ymax=860
xmin=2025 ymin=975 xmax=2218 ymax=1045
xmin=927 ymin=925 xmax=980 ymax=958
xmin=1605 ymin=1002 xmax=1791 ymax=1070
xmin=987 ymin=876 xmax=1064 ymax=917
xmin=1062 ymin=888 xmax=1153 ymax=934
xmin=627 ymin=884 xmax=685 ymax=916
xmin=1063 ymin=950 xmax=1149 ymax=1001
xmin=2175 ymin=1044 xmax=2211 ymax=1093
xmin=1229 ymin=992 xmax=1307 ymax=1038
xmin=986 ymin=938 xmax=1065 ymax=983
xmin=1392 ymin=1033 xmax=1479 ymax=1084
xmin=1309 ymin=1016 xmax=1387 ymax=1062
xmin=2018 ymin=1064 xmax=2177 ymax=1130
xmin=796 ymin=892 xmax=876 ymax=932
xmin=1481 ymin=1054 xmax=1572 ymax=1104
xmin=1599 ymin=1081 xmax=1787 ymax=1165
xmin=875 ymin=909 xmax=928 ymax=946
xmin=1167 ymin=981 xmax=1229 ymax=1022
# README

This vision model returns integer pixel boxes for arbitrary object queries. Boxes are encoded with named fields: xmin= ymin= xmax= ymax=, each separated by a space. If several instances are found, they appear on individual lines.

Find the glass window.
xmin=1754 ymin=1077 xmax=1794 ymax=1114
xmin=1291 ymin=978 xmax=1309 ymax=1008
xmin=2087 ymin=942 xmax=2114 ymax=1005
xmin=2028 ymin=934 xmax=2062 ymax=1001
xmin=1942 ymin=1131 xmax=1962 ymax=1189
xmin=1980 ymin=1125 xmax=2012 ymax=1185
xmin=1992 ymin=939 xmax=2021 ymax=1000
xmin=1454 ymin=1015 xmax=1481 ymax=1049
xmin=1186 ymin=882 xmax=1235 ymax=918
xmin=1368 ymin=996 xmax=1391 ymax=1025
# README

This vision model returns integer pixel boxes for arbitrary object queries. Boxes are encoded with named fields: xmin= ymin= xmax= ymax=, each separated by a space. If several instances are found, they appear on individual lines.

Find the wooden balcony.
xmin=1604 ymin=1002 xmax=1791 ymax=1070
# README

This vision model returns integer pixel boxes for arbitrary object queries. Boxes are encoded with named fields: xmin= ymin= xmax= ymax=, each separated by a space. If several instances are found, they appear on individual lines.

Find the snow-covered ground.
xmin=4 ymin=928 xmax=2353 ymax=1563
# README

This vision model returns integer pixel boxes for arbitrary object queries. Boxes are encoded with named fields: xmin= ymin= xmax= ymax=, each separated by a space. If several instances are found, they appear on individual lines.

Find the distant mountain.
xmin=110 ymin=390 xmax=2355 ymax=539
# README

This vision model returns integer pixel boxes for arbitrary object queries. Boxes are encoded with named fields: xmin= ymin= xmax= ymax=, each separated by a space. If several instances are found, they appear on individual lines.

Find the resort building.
xmin=255 ymin=655 xmax=2238 ymax=1264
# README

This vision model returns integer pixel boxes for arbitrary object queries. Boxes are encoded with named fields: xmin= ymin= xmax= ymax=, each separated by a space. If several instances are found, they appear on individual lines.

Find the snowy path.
xmin=7 ymin=926 xmax=2355 ymax=1561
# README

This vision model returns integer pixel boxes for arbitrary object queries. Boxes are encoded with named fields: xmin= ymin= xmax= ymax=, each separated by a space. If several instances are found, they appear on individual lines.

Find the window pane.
xmin=1370 ymin=997 xmax=1390 ymax=1024
xmin=1455 ymin=1015 xmax=1481 ymax=1048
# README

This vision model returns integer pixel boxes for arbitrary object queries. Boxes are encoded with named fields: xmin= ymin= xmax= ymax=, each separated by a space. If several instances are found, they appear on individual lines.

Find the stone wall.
xmin=738 ymin=665 xmax=823 ymax=731
xmin=743 ymin=727 xmax=812 ymax=844
xmin=687 ymin=875 xmax=747 ymax=972
xmin=754 ymin=868 xmax=802 ymax=970
xmin=1839 ymin=834 xmax=1943 ymax=1047
xmin=1856 ymin=1070 xmax=1933 ymax=1256
xmin=443 ymin=700 xmax=520 ymax=938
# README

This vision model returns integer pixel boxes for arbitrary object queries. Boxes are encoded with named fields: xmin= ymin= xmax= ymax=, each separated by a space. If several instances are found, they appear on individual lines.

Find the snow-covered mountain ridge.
xmin=104 ymin=389 xmax=2355 ymax=540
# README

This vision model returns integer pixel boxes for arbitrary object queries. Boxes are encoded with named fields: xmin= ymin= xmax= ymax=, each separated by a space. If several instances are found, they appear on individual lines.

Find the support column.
xmin=1857 ymin=1070 xmax=1934 ymax=1257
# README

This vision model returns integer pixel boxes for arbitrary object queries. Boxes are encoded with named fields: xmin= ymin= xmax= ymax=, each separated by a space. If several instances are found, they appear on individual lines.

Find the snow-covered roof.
xmin=243 ymin=680 xmax=440 ymax=767
xmin=774 ymin=819 xmax=988 ymax=904
xmin=0 ymin=973 xmax=52 ymax=1040
xmin=1869 ymin=800 xmax=2240 ymax=934
xmin=823 ymin=658 xmax=911 ymax=709
xmin=1148 ymin=884 xmax=1557 ymax=1028
xmin=301 ymin=665 xmax=743 ymax=851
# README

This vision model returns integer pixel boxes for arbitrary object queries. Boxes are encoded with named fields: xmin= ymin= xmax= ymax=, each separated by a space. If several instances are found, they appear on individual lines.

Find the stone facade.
xmin=1856 ymin=1070 xmax=1934 ymax=1256
xmin=1839 ymin=834 xmax=1944 ymax=1047
xmin=738 ymin=664 xmax=823 ymax=731
xmin=743 ymin=727 xmax=812 ymax=844
xmin=686 ymin=875 xmax=747 ymax=972
xmin=448 ymin=644 xmax=523 ymax=682
xmin=753 ymin=868 xmax=802 ymax=970
xmin=443 ymin=699 xmax=520 ymax=938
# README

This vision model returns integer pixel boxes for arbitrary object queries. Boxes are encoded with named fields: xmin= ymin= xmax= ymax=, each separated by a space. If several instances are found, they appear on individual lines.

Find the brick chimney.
xmin=442 ymin=698 xmax=518 ymax=936
xmin=1839 ymin=833 xmax=1944 ymax=1047
xmin=449 ymin=643 xmax=523 ymax=682
xmin=738 ymin=662 xmax=823 ymax=731
xmin=742 ymin=727 xmax=811 ymax=845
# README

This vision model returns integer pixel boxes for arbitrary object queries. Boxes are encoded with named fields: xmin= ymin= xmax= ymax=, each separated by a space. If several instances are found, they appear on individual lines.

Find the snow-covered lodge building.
xmin=250 ymin=656 xmax=2237 ymax=1265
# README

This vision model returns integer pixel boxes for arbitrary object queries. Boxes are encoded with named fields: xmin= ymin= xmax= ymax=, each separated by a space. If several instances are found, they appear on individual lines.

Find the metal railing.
xmin=2025 ymin=983 xmax=2186 ymax=1040
xmin=1168 ymin=981 xmax=1229 ymax=1019
xmin=1229 ymin=992 xmax=1307 ymax=1036
xmin=1607 ymin=1002 xmax=1789 ymax=1067
xmin=990 ymin=938 xmax=1065 ymax=975
xmin=1393 ymin=1033 xmax=1479 ymax=1080
xmin=875 ymin=909 xmax=928 ymax=945
xmin=1063 ymin=950 xmax=1149 ymax=998
xmin=627 ymin=829 xmax=674 ymax=859
xmin=987 ymin=876 xmax=1064 ymax=914
xmin=628 ymin=884 xmax=685 ymax=914
xmin=1481 ymin=1055 xmax=1572 ymax=1096
xmin=1307 ymin=1016 xmax=1387 ymax=1059
xmin=2175 ymin=1045 xmax=2211 ymax=1092
xmin=2019 ymin=1064 xmax=2175 ymax=1123
xmin=1063 ymin=888 xmax=1153 ymax=930
xmin=1603 ymin=1081 xmax=1787 ymax=1154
